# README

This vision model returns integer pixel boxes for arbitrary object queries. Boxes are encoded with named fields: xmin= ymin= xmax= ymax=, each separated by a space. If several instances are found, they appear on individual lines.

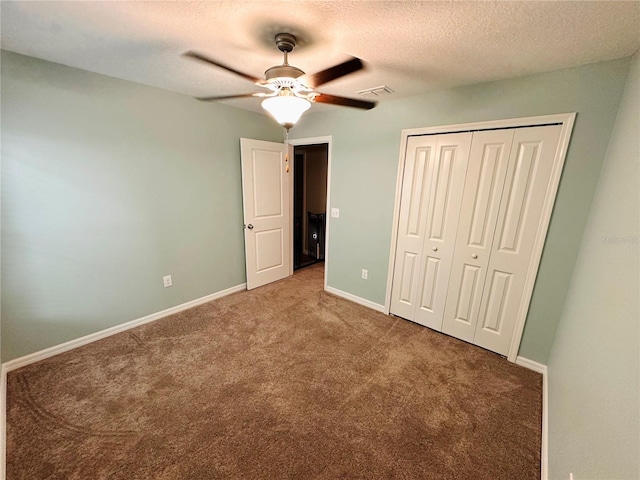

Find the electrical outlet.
xmin=331 ymin=208 xmax=340 ymax=218
xmin=361 ymin=269 xmax=368 ymax=280
xmin=163 ymin=275 xmax=173 ymax=288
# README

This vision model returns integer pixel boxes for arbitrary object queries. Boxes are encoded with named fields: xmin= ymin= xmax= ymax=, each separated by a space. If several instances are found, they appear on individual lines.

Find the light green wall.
xmin=547 ymin=52 xmax=639 ymax=480
xmin=0 ymin=51 xmax=281 ymax=362
xmin=292 ymin=58 xmax=630 ymax=364
xmin=1 ymin=52 xmax=632 ymax=367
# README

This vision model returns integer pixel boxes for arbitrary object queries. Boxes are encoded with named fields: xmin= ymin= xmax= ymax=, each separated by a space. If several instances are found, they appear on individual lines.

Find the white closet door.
xmin=442 ymin=129 xmax=515 ymax=341
xmin=390 ymin=133 xmax=471 ymax=328
xmin=413 ymin=133 xmax=472 ymax=329
xmin=390 ymin=135 xmax=438 ymax=320
xmin=473 ymin=125 xmax=562 ymax=355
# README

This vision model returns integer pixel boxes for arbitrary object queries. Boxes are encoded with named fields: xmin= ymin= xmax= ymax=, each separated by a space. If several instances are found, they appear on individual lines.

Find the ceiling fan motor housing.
xmin=265 ymin=33 xmax=306 ymax=84
xmin=264 ymin=64 xmax=305 ymax=82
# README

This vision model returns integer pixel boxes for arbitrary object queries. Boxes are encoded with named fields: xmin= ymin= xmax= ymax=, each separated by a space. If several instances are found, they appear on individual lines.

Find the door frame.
xmin=384 ymin=113 xmax=576 ymax=362
xmin=287 ymin=136 xmax=332 ymax=291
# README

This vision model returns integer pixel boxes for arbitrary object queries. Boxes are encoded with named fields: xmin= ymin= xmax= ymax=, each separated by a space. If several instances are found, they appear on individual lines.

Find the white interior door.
xmin=240 ymin=138 xmax=290 ymax=290
xmin=473 ymin=125 xmax=562 ymax=355
xmin=442 ymin=129 xmax=515 ymax=341
xmin=390 ymin=133 xmax=472 ymax=329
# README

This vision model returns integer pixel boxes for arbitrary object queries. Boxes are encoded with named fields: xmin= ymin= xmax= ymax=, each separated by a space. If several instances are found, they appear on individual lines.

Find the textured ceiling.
xmin=1 ymin=1 xmax=639 ymax=113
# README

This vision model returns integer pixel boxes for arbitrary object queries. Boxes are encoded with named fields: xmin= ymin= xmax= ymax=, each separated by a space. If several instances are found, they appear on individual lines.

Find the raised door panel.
xmin=390 ymin=136 xmax=438 ymax=320
xmin=474 ymin=125 xmax=562 ymax=355
xmin=252 ymin=151 xmax=283 ymax=218
xmin=414 ymin=133 xmax=472 ymax=329
xmin=442 ymin=129 xmax=514 ymax=342
xmin=254 ymin=228 xmax=284 ymax=273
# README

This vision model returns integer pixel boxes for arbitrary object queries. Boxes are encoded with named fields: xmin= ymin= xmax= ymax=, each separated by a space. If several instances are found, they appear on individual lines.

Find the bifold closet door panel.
xmin=413 ymin=133 xmax=472 ymax=330
xmin=390 ymin=133 xmax=471 ymax=327
xmin=442 ymin=129 xmax=515 ymax=342
xmin=473 ymin=124 xmax=562 ymax=355
xmin=390 ymin=135 xmax=438 ymax=320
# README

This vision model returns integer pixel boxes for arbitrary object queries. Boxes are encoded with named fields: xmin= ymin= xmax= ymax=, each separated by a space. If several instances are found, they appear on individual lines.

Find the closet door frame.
xmin=384 ymin=113 xmax=576 ymax=363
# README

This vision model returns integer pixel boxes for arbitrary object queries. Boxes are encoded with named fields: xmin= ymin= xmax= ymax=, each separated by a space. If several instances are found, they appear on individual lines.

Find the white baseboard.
xmin=0 ymin=364 xmax=6 ymax=480
xmin=517 ymin=356 xmax=548 ymax=480
xmin=515 ymin=356 xmax=547 ymax=375
xmin=2 ymin=283 xmax=246 ymax=374
xmin=541 ymin=367 xmax=548 ymax=480
xmin=324 ymin=286 xmax=386 ymax=313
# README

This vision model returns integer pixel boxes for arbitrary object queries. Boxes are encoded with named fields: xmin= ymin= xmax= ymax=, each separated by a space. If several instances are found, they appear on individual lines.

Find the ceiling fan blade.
xmin=302 ymin=57 xmax=365 ymax=88
xmin=196 ymin=93 xmax=262 ymax=101
xmin=313 ymin=93 xmax=376 ymax=110
xmin=184 ymin=51 xmax=261 ymax=84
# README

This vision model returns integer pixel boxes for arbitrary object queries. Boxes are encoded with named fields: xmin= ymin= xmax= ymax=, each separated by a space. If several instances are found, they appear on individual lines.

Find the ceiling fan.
xmin=184 ymin=33 xmax=376 ymax=130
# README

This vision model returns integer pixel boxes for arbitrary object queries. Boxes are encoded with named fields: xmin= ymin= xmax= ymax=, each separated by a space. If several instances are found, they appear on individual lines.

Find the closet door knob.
xmin=432 ymin=247 xmax=438 ymax=252
xmin=471 ymin=254 xmax=478 ymax=259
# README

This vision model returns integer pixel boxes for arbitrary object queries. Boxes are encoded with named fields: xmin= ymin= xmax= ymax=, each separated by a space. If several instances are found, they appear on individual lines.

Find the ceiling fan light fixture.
xmin=185 ymin=32 xmax=376 ymax=119
xmin=261 ymin=92 xmax=311 ymax=129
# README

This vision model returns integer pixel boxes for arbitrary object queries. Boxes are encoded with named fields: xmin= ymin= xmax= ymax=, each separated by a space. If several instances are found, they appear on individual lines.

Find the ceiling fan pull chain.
xmin=284 ymin=129 xmax=291 ymax=173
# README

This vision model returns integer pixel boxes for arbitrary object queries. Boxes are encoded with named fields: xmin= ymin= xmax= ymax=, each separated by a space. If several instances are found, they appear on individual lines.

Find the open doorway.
xmin=293 ymin=143 xmax=328 ymax=271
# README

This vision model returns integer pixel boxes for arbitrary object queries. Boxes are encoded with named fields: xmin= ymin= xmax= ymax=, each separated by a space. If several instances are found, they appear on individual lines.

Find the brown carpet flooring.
xmin=7 ymin=264 xmax=542 ymax=479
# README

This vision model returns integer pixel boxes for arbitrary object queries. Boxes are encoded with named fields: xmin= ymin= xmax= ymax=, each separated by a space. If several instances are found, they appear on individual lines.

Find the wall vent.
xmin=356 ymin=85 xmax=395 ymax=97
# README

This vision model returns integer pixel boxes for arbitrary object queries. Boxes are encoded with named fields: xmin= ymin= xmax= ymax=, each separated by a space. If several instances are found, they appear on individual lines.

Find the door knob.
xmin=432 ymin=247 xmax=438 ymax=251
xmin=247 ymin=224 xmax=254 ymax=230
xmin=471 ymin=253 xmax=478 ymax=259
